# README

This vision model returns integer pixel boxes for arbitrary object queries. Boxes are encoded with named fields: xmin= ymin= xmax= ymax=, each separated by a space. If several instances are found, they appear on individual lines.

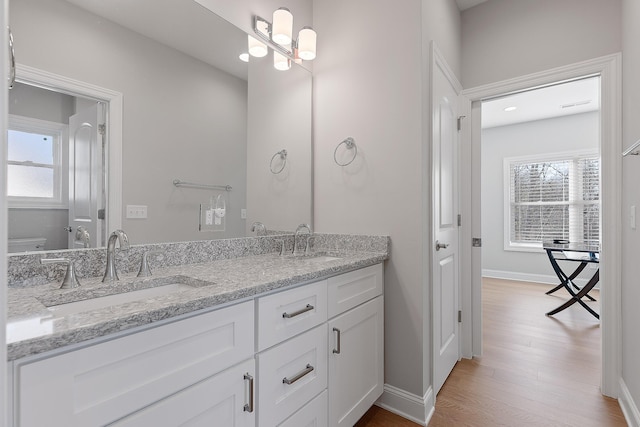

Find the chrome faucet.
xmin=102 ymin=230 xmax=130 ymax=282
xmin=293 ymin=223 xmax=312 ymax=256
xmin=251 ymin=221 xmax=267 ymax=236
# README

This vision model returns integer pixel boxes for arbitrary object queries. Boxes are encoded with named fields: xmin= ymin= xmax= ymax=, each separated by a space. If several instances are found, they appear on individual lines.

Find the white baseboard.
xmin=619 ymin=378 xmax=640 ymax=427
xmin=482 ymin=268 xmax=598 ymax=288
xmin=375 ymin=384 xmax=434 ymax=426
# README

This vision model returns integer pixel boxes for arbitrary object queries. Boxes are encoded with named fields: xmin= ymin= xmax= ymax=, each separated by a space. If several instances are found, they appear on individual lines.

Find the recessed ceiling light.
xmin=504 ymin=106 xmax=517 ymax=112
xmin=239 ymin=53 xmax=249 ymax=62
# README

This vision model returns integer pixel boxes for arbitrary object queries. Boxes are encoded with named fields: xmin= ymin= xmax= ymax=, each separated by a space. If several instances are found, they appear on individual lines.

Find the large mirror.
xmin=7 ymin=0 xmax=312 ymax=252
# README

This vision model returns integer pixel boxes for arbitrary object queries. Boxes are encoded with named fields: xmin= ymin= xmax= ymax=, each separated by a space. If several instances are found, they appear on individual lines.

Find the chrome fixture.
xmin=251 ymin=222 xmax=267 ymax=236
xmin=334 ymin=137 xmax=357 ymax=166
xmin=102 ymin=230 xmax=130 ymax=282
xmin=270 ymin=149 xmax=287 ymax=174
xmin=40 ymin=258 xmax=81 ymax=289
xmin=293 ymin=223 xmax=312 ymax=256
xmin=623 ymin=138 xmax=640 ymax=157
xmin=8 ymin=27 xmax=16 ymax=89
xmin=173 ymin=179 xmax=232 ymax=192
xmin=250 ymin=8 xmax=317 ymax=70
xmin=75 ymin=226 xmax=90 ymax=248
xmin=137 ymin=250 xmax=164 ymax=277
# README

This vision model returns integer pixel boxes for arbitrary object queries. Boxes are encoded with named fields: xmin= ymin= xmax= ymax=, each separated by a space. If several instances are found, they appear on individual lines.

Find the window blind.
xmin=508 ymin=155 xmax=600 ymax=246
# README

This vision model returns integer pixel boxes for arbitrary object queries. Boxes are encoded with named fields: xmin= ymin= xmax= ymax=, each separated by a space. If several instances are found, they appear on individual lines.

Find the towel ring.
xmin=334 ymin=137 xmax=357 ymax=166
xmin=270 ymin=149 xmax=288 ymax=174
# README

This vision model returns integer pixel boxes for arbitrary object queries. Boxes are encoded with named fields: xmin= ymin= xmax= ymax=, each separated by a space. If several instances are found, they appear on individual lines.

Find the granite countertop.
xmin=7 ymin=250 xmax=387 ymax=361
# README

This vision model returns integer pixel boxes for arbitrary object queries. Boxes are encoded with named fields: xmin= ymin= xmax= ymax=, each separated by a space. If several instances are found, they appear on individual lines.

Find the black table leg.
xmin=546 ymin=269 xmax=599 ymax=319
xmin=545 ymin=250 xmax=596 ymax=301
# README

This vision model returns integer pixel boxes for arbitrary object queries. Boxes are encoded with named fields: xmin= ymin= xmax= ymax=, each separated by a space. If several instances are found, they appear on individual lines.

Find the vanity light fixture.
xmin=239 ymin=52 xmax=250 ymax=62
xmin=248 ymin=35 xmax=268 ymax=58
xmin=251 ymin=8 xmax=317 ymax=70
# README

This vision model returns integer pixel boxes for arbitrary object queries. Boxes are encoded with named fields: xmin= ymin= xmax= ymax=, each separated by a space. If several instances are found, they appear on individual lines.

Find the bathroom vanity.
xmin=5 ymin=235 xmax=388 ymax=426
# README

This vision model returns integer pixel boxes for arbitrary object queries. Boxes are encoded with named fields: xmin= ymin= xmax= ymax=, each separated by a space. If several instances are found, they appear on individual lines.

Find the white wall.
xmin=314 ymin=0 xmax=461 ymax=409
xmin=621 ymin=0 xmax=640 ymax=417
xmin=11 ymin=0 xmax=248 ymax=245
xmin=1 ymin=0 xmax=8 ymax=421
xmin=481 ymin=112 xmax=599 ymax=280
xmin=461 ymin=0 xmax=622 ymax=88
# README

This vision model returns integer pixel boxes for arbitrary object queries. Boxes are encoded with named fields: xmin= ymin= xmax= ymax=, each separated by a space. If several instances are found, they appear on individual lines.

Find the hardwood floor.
xmin=357 ymin=278 xmax=627 ymax=426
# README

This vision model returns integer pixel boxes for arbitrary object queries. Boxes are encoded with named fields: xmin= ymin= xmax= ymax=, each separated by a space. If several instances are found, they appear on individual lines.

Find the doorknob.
xmin=64 ymin=226 xmax=73 ymax=232
xmin=435 ymin=240 xmax=449 ymax=251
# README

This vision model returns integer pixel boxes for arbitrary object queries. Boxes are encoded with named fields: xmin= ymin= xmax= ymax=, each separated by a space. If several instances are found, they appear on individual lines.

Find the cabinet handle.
xmin=243 ymin=373 xmax=254 ymax=413
xmin=333 ymin=327 xmax=341 ymax=354
xmin=282 ymin=304 xmax=314 ymax=318
xmin=282 ymin=364 xmax=314 ymax=385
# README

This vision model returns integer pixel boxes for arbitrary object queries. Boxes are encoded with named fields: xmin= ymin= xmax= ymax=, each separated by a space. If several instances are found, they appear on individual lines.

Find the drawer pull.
xmin=243 ymin=373 xmax=254 ymax=412
xmin=333 ymin=327 xmax=341 ymax=354
xmin=282 ymin=364 xmax=315 ymax=385
xmin=282 ymin=304 xmax=314 ymax=318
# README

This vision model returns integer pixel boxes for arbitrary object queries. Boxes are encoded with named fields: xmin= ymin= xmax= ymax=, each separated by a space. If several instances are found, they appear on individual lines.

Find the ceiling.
xmin=481 ymin=77 xmax=600 ymax=129
xmin=456 ymin=0 xmax=489 ymax=11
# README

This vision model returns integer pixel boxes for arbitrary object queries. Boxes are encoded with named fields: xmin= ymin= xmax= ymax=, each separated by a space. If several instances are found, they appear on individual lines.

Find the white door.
xmin=68 ymin=103 xmax=103 ymax=248
xmin=432 ymin=46 xmax=461 ymax=395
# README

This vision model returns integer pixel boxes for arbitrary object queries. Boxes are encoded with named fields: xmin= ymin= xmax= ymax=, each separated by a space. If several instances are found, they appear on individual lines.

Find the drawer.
xmin=16 ymin=301 xmax=254 ymax=427
xmin=258 ymin=325 xmax=327 ymax=427
xmin=257 ymin=280 xmax=327 ymax=351
xmin=328 ymin=263 xmax=383 ymax=317
xmin=278 ymin=389 xmax=328 ymax=427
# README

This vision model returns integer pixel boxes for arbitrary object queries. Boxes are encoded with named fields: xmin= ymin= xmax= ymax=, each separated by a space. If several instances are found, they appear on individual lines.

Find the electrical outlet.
xmin=126 ymin=205 xmax=147 ymax=219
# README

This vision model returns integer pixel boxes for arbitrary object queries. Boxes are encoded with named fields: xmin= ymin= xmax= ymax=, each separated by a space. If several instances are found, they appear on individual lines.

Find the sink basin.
xmin=46 ymin=283 xmax=193 ymax=317
xmin=286 ymin=252 xmax=343 ymax=263
xmin=39 ymin=275 xmax=215 ymax=318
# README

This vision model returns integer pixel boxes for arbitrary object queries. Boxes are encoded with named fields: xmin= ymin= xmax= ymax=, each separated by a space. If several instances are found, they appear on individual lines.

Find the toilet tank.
xmin=8 ymin=237 xmax=47 ymax=253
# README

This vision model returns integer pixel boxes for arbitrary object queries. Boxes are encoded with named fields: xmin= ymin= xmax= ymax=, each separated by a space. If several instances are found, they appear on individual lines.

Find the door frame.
xmin=15 ymin=63 xmax=123 ymax=236
xmin=460 ymin=53 xmax=622 ymax=398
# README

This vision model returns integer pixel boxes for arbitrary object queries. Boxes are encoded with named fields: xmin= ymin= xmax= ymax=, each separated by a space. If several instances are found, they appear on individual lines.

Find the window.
xmin=504 ymin=152 xmax=600 ymax=251
xmin=7 ymin=115 xmax=67 ymax=208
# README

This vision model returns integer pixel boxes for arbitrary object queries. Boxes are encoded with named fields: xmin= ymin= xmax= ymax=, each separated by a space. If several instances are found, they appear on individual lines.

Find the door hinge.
xmin=472 ymin=237 xmax=482 ymax=247
xmin=97 ymin=208 xmax=106 ymax=220
xmin=457 ymin=115 xmax=466 ymax=131
xmin=457 ymin=214 xmax=462 ymax=227
xmin=98 ymin=124 xmax=106 ymax=135
xmin=458 ymin=310 xmax=462 ymax=323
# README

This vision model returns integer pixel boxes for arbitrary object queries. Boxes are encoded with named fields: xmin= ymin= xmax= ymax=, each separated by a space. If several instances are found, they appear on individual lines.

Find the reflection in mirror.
xmin=7 ymin=0 xmax=312 ymax=253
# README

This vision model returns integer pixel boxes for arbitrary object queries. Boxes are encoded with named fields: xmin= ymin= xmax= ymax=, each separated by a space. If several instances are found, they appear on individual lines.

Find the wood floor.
xmin=356 ymin=278 xmax=627 ymax=426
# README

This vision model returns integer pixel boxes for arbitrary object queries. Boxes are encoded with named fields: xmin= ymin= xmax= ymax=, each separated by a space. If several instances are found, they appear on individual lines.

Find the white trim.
xmin=1 ymin=1 xmax=9 ymax=423
xmin=461 ymin=53 xmax=622 ymax=398
xmin=375 ymin=384 xmax=434 ymax=426
xmin=619 ymin=378 xmax=640 ymax=427
xmin=14 ymin=63 xmax=123 ymax=234
xmin=482 ymin=269 xmax=596 ymax=287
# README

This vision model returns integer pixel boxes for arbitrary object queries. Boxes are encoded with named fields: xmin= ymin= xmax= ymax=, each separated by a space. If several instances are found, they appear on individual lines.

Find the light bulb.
xmin=297 ymin=27 xmax=316 ymax=60
xmin=272 ymin=8 xmax=293 ymax=46
xmin=273 ymin=51 xmax=291 ymax=71
xmin=248 ymin=35 xmax=268 ymax=58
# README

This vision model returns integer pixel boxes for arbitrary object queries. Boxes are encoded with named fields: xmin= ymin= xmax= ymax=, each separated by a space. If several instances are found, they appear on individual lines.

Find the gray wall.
xmin=481 ymin=112 xmax=599 ymax=281
xmin=461 ymin=0 xmax=622 ymax=88
xmin=11 ymin=0 xmax=248 ymax=245
xmin=622 ymin=0 xmax=640 ymax=414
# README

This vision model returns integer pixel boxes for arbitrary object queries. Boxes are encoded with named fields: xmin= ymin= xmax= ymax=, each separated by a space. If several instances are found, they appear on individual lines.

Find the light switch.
xmin=631 ymin=205 xmax=636 ymax=230
xmin=241 ymin=209 xmax=247 ymax=219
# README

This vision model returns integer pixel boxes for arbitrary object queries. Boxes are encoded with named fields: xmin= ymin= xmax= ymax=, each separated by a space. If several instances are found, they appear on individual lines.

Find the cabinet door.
xmin=110 ymin=358 xmax=255 ymax=427
xmin=16 ymin=301 xmax=254 ymax=427
xmin=328 ymin=296 xmax=384 ymax=427
xmin=278 ymin=390 xmax=327 ymax=427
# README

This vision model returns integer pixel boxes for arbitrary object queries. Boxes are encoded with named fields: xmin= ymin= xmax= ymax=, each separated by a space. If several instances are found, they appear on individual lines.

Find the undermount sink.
xmin=286 ymin=252 xmax=343 ymax=263
xmin=40 ymin=275 xmax=214 ymax=318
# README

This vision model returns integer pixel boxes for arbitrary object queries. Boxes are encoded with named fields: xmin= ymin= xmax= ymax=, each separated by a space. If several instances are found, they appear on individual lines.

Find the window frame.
xmin=7 ymin=114 xmax=68 ymax=209
xmin=503 ymin=150 xmax=600 ymax=253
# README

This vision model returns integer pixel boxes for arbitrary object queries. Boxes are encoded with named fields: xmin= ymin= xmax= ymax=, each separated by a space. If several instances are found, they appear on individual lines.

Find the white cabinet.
xmin=111 ymin=358 xmax=255 ymax=427
xmin=14 ymin=300 xmax=254 ymax=427
xmin=328 ymin=264 xmax=384 ymax=427
xmin=278 ymin=390 xmax=328 ymax=427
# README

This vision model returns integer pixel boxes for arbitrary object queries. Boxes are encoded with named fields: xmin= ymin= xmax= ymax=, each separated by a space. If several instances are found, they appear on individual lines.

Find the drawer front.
xmin=16 ymin=301 xmax=254 ymax=427
xmin=328 ymin=263 xmax=383 ymax=318
xmin=257 ymin=280 xmax=327 ymax=351
xmin=258 ymin=325 xmax=327 ymax=427
xmin=110 ymin=358 xmax=255 ymax=427
xmin=278 ymin=390 xmax=328 ymax=427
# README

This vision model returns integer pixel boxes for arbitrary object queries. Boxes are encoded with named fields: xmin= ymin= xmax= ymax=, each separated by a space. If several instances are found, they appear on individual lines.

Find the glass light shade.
xmin=239 ymin=53 xmax=249 ymax=62
xmin=248 ymin=35 xmax=268 ymax=58
xmin=272 ymin=8 xmax=293 ymax=46
xmin=297 ymin=27 xmax=316 ymax=60
xmin=273 ymin=51 xmax=291 ymax=71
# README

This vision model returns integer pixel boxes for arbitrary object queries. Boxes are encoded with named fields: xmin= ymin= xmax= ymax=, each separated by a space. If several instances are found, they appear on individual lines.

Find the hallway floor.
xmin=358 ymin=277 xmax=627 ymax=426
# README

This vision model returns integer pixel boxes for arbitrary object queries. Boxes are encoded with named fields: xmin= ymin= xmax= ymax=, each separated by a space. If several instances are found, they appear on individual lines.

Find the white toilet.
xmin=8 ymin=237 xmax=47 ymax=253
